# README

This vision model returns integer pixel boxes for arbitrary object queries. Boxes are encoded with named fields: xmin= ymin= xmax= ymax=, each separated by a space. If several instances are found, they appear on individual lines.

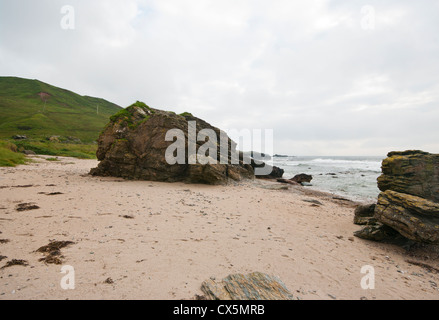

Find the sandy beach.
xmin=1 ymin=155 xmax=439 ymax=300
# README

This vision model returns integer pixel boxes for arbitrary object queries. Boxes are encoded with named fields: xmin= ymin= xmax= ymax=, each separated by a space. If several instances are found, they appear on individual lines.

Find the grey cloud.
xmin=1 ymin=0 xmax=438 ymax=155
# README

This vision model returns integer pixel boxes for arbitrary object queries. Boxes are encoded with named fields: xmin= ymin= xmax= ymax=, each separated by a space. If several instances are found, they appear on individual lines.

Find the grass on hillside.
xmin=0 ymin=141 xmax=29 ymax=167
xmin=0 ymin=77 xmax=123 ymax=166
xmin=0 ymin=77 xmax=122 ymax=143
xmin=12 ymin=140 xmax=97 ymax=159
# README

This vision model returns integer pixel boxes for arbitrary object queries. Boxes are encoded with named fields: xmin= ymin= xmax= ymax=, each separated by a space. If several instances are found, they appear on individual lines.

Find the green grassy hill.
xmin=0 ymin=76 xmax=122 ymax=143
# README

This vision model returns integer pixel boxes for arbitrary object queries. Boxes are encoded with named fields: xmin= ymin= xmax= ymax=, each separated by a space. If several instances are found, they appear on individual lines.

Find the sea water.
xmin=271 ymin=156 xmax=385 ymax=202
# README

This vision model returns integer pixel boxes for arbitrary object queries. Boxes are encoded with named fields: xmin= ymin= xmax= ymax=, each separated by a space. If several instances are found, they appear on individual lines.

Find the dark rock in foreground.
xmin=201 ymin=272 xmax=294 ymax=300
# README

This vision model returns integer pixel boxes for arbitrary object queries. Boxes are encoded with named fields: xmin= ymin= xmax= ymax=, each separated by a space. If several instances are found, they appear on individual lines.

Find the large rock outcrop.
xmin=377 ymin=150 xmax=439 ymax=202
xmin=90 ymin=102 xmax=275 ymax=184
xmin=355 ymin=150 xmax=439 ymax=244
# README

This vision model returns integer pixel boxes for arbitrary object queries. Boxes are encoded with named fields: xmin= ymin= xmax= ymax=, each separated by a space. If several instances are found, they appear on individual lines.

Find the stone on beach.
xmin=290 ymin=173 xmax=313 ymax=184
xmin=201 ymin=272 xmax=294 ymax=300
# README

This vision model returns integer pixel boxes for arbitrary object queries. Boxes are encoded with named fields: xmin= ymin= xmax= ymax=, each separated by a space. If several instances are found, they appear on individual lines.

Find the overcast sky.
xmin=1 ymin=0 xmax=438 ymax=156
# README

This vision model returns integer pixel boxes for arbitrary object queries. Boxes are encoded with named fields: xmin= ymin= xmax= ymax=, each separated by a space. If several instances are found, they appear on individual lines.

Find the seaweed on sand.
xmin=16 ymin=203 xmax=40 ymax=211
xmin=1 ymin=259 xmax=29 ymax=269
xmin=36 ymin=240 xmax=75 ymax=265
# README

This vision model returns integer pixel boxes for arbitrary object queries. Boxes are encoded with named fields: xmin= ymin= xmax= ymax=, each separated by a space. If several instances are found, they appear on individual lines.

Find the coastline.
xmin=271 ymin=155 xmax=383 ymax=202
xmin=1 ymin=155 xmax=439 ymax=300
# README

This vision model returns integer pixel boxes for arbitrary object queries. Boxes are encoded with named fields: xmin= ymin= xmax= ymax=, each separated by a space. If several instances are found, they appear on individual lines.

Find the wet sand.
xmin=0 ymin=155 xmax=439 ymax=300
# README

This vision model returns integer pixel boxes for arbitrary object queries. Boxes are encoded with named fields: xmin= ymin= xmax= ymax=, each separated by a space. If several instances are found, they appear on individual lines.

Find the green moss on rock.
xmin=109 ymin=101 xmax=155 ymax=128
xmin=129 ymin=101 xmax=152 ymax=111
xmin=110 ymin=108 xmax=132 ymax=123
